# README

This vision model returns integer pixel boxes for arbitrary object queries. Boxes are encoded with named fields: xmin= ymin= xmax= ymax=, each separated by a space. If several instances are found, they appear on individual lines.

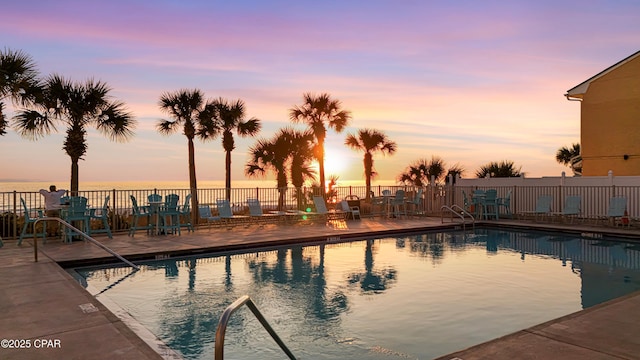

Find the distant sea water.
xmin=0 ymin=179 xmax=397 ymax=193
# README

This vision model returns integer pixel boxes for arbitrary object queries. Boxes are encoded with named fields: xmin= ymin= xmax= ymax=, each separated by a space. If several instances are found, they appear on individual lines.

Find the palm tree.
xmin=14 ymin=75 xmax=135 ymax=193
xmin=246 ymin=127 xmax=316 ymax=210
xmin=202 ymin=98 xmax=261 ymax=200
xmin=0 ymin=48 xmax=40 ymax=136
xmin=284 ymin=128 xmax=316 ymax=209
xmin=445 ymin=163 xmax=465 ymax=184
xmin=344 ymin=128 xmax=397 ymax=199
xmin=556 ymin=143 xmax=582 ymax=175
xmin=289 ymin=93 xmax=351 ymax=198
xmin=475 ymin=160 xmax=522 ymax=178
xmin=158 ymin=89 xmax=212 ymax=225
xmin=246 ymin=132 xmax=290 ymax=210
xmin=398 ymin=156 xmax=446 ymax=186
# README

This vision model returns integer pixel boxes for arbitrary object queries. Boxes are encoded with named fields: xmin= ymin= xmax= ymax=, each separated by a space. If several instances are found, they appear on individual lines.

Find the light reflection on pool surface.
xmin=74 ymin=228 xmax=640 ymax=359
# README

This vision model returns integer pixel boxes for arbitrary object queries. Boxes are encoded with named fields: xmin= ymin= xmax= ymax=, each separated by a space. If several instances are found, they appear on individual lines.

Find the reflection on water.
xmin=76 ymin=229 xmax=640 ymax=360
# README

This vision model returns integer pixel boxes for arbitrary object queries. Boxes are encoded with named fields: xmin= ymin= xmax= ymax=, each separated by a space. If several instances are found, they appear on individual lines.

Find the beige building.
xmin=565 ymin=50 xmax=640 ymax=176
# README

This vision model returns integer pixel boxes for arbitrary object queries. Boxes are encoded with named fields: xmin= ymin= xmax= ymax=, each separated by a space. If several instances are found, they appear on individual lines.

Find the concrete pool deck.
xmin=1 ymin=217 xmax=639 ymax=359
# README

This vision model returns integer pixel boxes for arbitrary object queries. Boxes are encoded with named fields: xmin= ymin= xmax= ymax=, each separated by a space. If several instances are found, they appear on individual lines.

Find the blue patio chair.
xmin=471 ymin=189 xmax=485 ymax=217
xmin=481 ymin=189 xmax=499 ymax=220
xmin=247 ymin=198 xmax=283 ymax=224
xmin=602 ymin=196 xmax=627 ymax=227
xmin=148 ymin=193 xmax=162 ymax=203
xmin=461 ymin=190 xmax=471 ymax=213
xmin=551 ymin=195 xmax=581 ymax=223
xmin=179 ymin=194 xmax=194 ymax=232
xmin=62 ymin=196 xmax=90 ymax=242
xmin=89 ymin=195 xmax=112 ymax=238
xmin=129 ymin=195 xmax=151 ymax=236
xmin=390 ymin=190 xmax=407 ymax=218
xmin=216 ymin=199 xmax=250 ymax=226
xmin=520 ymin=195 xmax=552 ymax=221
xmin=198 ymin=205 xmax=222 ymax=230
xmin=405 ymin=188 xmax=423 ymax=216
xmin=497 ymin=190 xmax=512 ymax=218
xmin=18 ymin=198 xmax=46 ymax=245
xmin=158 ymin=194 xmax=181 ymax=235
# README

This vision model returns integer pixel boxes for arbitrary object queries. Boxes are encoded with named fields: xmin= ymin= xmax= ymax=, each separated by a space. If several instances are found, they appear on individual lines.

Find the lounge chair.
xmin=216 ymin=199 xmax=250 ymax=226
xmin=551 ymin=195 xmax=581 ymax=223
xmin=601 ymin=196 xmax=627 ymax=227
xmin=313 ymin=196 xmax=347 ymax=221
xmin=520 ymin=195 xmax=552 ymax=221
xmin=198 ymin=205 xmax=222 ymax=230
xmin=340 ymin=200 xmax=361 ymax=220
xmin=247 ymin=198 xmax=283 ymax=224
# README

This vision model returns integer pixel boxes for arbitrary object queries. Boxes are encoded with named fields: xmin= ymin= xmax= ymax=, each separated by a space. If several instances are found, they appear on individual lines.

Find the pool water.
xmin=74 ymin=228 xmax=640 ymax=359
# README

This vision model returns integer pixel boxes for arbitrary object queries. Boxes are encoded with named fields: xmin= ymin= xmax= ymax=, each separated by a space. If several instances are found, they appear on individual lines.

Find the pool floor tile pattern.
xmin=1 ymin=217 xmax=640 ymax=359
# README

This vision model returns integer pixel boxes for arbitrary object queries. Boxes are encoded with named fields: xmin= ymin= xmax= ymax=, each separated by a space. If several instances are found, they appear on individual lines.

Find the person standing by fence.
xmin=39 ymin=185 xmax=67 ymax=238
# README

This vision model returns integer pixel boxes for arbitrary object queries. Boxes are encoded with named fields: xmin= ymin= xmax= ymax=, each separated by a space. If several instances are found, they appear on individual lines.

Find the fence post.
xmin=13 ymin=191 xmax=17 ymax=239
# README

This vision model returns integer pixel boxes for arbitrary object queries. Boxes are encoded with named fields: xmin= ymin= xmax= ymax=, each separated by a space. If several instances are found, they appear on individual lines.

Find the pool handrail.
xmin=33 ymin=217 xmax=139 ymax=271
xmin=215 ymin=295 xmax=296 ymax=360
xmin=441 ymin=205 xmax=475 ymax=229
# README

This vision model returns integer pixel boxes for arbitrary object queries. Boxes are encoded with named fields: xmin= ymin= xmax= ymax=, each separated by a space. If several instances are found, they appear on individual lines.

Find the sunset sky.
xmin=1 ymin=0 xmax=639 ymax=186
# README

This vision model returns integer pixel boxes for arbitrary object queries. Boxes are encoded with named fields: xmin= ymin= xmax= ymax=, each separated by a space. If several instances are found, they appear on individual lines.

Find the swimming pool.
xmin=73 ymin=228 xmax=640 ymax=359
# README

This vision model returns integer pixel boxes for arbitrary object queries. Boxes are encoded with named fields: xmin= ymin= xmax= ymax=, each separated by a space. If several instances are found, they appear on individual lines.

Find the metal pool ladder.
xmin=33 ymin=217 xmax=139 ymax=270
xmin=215 ymin=295 xmax=297 ymax=360
xmin=441 ymin=205 xmax=475 ymax=229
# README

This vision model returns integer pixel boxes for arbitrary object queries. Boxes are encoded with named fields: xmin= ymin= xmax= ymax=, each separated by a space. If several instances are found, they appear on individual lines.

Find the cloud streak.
xmin=1 ymin=0 xmax=638 ymax=183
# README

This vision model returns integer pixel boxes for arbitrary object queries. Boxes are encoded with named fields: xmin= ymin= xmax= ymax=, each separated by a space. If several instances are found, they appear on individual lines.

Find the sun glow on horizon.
xmin=313 ymin=147 xmax=354 ymax=182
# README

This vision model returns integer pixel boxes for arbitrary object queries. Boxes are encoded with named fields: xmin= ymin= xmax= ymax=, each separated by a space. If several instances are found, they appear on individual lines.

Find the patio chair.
xmin=158 ymin=194 xmax=181 ymax=235
xmin=62 ymin=196 xmax=90 ymax=242
xmin=601 ymin=196 xmax=628 ymax=227
xmin=216 ymin=199 xmax=250 ymax=226
xmin=496 ymin=190 xmax=512 ymax=218
xmin=471 ymin=189 xmax=486 ymax=217
xmin=18 ymin=198 xmax=46 ymax=245
xmin=405 ymin=188 xmax=423 ymax=216
xmin=389 ymin=190 xmax=407 ymax=218
xmin=198 ymin=205 xmax=222 ymax=230
xmin=179 ymin=194 xmax=194 ymax=232
xmin=370 ymin=195 xmax=386 ymax=218
xmin=89 ymin=195 xmax=112 ymax=238
xmin=148 ymin=193 xmax=162 ymax=203
xmin=551 ymin=195 xmax=581 ymax=223
xmin=461 ymin=190 xmax=471 ymax=213
xmin=129 ymin=195 xmax=151 ymax=236
xmin=520 ymin=195 xmax=552 ymax=221
xmin=340 ymin=200 xmax=361 ymax=220
xmin=247 ymin=198 xmax=282 ymax=224
xmin=313 ymin=196 xmax=346 ymax=221
xmin=481 ymin=189 xmax=499 ymax=220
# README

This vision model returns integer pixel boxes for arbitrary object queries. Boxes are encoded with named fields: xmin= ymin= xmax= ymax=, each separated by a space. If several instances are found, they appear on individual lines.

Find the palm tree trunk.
xmin=318 ymin=144 xmax=326 ymax=199
xmin=364 ymin=153 xmax=373 ymax=200
xmin=187 ymin=138 xmax=199 ymax=226
xmin=225 ymin=150 xmax=231 ymax=200
xmin=70 ymin=157 xmax=80 ymax=195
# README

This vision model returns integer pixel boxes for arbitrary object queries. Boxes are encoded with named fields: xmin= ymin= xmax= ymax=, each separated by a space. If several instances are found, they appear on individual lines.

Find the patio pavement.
xmin=1 ymin=216 xmax=640 ymax=359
